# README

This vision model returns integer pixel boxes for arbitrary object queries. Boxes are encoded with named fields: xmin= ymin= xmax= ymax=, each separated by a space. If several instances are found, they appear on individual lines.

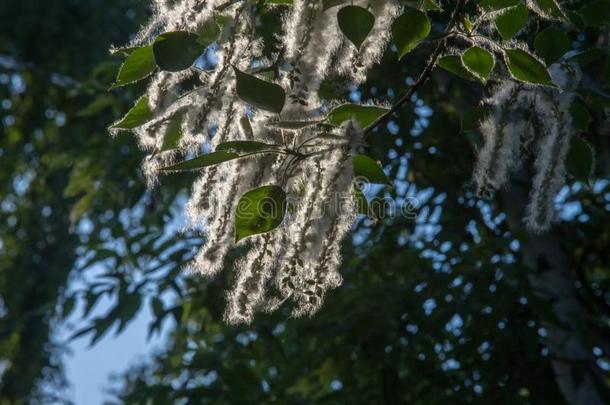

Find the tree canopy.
xmin=1 ymin=0 xmax=609 ymax=404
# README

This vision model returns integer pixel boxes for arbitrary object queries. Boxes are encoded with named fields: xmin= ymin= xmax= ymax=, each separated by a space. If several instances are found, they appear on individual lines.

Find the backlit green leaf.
xmin=327 ymin=104 xmax=389 ymax=129
xmin=504 ymin=48 xmax=552 ymax=85
xmin=112 ymin=96 xmax=153 ymax=130
xmin=160 ymin=151 xmax=239 ymax=171
xmin=337 ymin=5 xmax=375 ymax=49
xmin=462 ymin=46 xmax=495 ymax=83
xmin=437 ymin=55 xmax=478 ymax=81
xmin=216 ymin=141 xmax=279 ymax=153
xmin=234 ymin=67 xmax=286 ymax=113
xmin=534 ymin=26 xmax=570 ymax=64
xmin=153 ymin=31 xmax=203 ymax=72
xmin=112 ymin=45 xmax=156 ymax=88
xmin=530 ymin=0 xmax=567 ymax=21
xmin=235 ymin=185 xmax=287 ymax=242
xmin=391 ymin=10 xmax=431 ymax=60
xmin=160 ymin=114 xmax=183 ymax=151
xmin=495 ymin=3 xmax=528 ymax=40
xmin=353 ymin=154 xmax=389 ymax=184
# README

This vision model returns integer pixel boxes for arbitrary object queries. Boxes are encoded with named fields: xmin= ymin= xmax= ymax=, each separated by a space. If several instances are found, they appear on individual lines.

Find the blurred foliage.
xmin=0 ymin=0 xmax=609 ymax=404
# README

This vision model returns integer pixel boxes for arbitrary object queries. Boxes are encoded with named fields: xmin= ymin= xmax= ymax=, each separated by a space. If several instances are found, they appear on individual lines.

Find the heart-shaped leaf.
xmin=153 ymin=31 xmax=203 ymax=72
xmin=495 ymin=3 xmax=528 ymax=40
xmin=327 ymin=104 xmax=389 ymax=129
xmin=534 ymin=26 xmax=570 ymax=64
xmin=504 ymin=48 xmax=553 ymax=85
xmin=337 ymin=5 xmax=375 ymax=49
xmin=462 ymin=46 xmax=495 ymax=83
xmin=235 ymin=185 xmax=287 ymax=242
xmin=391 ymin=10 xmax=431 ymax=60
xmin=234 ymin=67 xmax=286 ymax=113
xmin=112 ymin=45 xmax=156 ymax=88
xmin=437 ymin=55 xmax=478 ymax=81
xmin=353 ymin=154 xmax=389 ymax=184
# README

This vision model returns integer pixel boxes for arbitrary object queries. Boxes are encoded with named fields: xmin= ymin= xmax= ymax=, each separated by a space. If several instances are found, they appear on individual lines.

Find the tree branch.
xmin=364 ymin=0 xmax=464 ymax=137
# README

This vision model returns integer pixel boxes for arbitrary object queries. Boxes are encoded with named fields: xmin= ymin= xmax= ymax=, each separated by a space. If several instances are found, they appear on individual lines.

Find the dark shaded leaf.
xmin=504 ymin=48 xmax=553 ymax=85
xmin=153 ymin=31 xmax=203 ymax=72
xmin=234 ymin=67 xmax=286 ymax=113
xmin=337 ymin=5 xmax=375 ymax=49
xmin=534 ymin=26 xmax=570 ymax=64
xmin=160 ymin=151 xmax=239 ymax=171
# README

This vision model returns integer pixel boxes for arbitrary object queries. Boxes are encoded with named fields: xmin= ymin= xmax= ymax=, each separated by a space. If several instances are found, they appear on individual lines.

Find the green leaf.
xmin=353 ymin=154 xmax=389 ymax=184
xmin=461 ymin=47 xmax=495 ymax=83
xmin=327 ymin=104 xmax=389 ymax=128
xmin=160 ymin=151 xmax=239 ymax=171
xmin=580 ymin=0 xmax=610 ymax=27
xmin=112 ymin=45 xmax=155 ymax=88
xmin=504 ymin=48 xmax=553 ymax=85
xmin=437 ymin=55 xmax=478 ymax=81
xmin=461 ymin=107 xmax=493 ymax=133
xmin=566 ymin=136 xmax=594 ymax=184
xmin=534 ymin=26 xmax=570 ymax=64
xmin=198 ymin=19 xmax=221 ymax=47
xmin=234 ymin=67 xmax=286 ymax=113
xmin=112 ymin=96 xmax=153 ymax=130
xmin=235 ymin=185 xmax=287 ymax=242
xmin=495 ymin=3 xmax=528 ymax=40
xmin=570 ymin=103 xmax=592 ymax=133
xmin=391 ymin=10 xmax=431 ymax=60
xmin=216 ymin=141 xmax=278 ymax=153
xmin=479 ymin=0 xmax=520 ymax=11
xmin=530 ymin=0 xmax=567 ymax=21
xmin=160 ymin=114 xmax=183 ymax=151
xmin=422 ymin=0 xmax=442 ymax=11
xmin=323 ymin=0 xmax=345 ymax=10
xmin=153 ymin=31 xmax=203 ymax=72
xmin=337 ymin=5 xmax=375 ymax=50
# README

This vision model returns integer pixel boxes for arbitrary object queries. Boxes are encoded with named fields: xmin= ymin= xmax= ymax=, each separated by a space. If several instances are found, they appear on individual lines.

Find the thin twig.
xmin=363 ymin=0 xmax=465 ymax=137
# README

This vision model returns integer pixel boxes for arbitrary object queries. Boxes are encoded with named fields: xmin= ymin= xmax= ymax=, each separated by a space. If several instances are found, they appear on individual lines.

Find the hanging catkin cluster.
xmin=473 ymin=62 xmax=582 ymax=232
xmin=110 ymin=0 xmax=589 ymax=323
xmin=110 ymin=0 xmax=396 ymax=323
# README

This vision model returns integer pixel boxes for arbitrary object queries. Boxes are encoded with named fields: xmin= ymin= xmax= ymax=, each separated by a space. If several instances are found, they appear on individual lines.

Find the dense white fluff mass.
xmin=112 ymin=0 xmax=384 ymax=323
xmin=472 ymin=62 xmax=581 ymax=233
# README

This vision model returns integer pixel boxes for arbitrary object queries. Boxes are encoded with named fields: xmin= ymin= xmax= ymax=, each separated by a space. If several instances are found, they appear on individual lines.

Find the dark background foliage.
xmin=0 ymin=0 xmax=609 ymax=404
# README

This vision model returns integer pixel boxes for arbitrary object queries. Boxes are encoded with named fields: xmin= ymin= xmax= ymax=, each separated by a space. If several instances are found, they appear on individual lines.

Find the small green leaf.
xmin=112 ymin=45 xmax=156 ymax=88
xmin=422 ymin=0 xmax=442 ymax=11
xmin=216 ymin=141 xmax=278 ymax=153
xmin=391 ymin=10 xmax=431 ymax=60
xmin=495 ymin=3 xmax=528 ymax=40
xmin=353 ymin=154 xmax=389 ymax=184
xmin=580 ymin=0 xmax=610 ymax=27
xmin=160 ymin=114 xmax=183 ymax=151
xmin=240 ymin=116 xmax=254 ymax=138
xmin=530 ymin=0 xmax=567 ymax=21
xmin=461 ymin=107 xmax=493 ymax=133
xmin=234 ymin=67 xmax=286 ymax=113
xmin=534 ymin=26 xmax=570 ymax=64
xmin=570 ymin=103 xmax=592 ymax=133
xmin=327 ymin=104 xmax=389 ymax=128
xmin=153 ymin=31 xmax=203 ymax=72
xmin=566 ymin=136 xmax=594 ymax=184
xmin=112 ymin=96 xmax=153 ymax=130
xmin=461 ymin=47 xmax=495 ymax=83
xmin=198 ymin=19 xmax=221 ymax=47
xmin=337 ymin=5 xmax=375 ymax=50
xmin=479 ymin=0 xmax=520 ymax=11
xmin=437 ymin=55 xmax=478 ymax=81
xmin=160 ymin=151 xmax=239 ymax=171
xmin=504 ymin=48 xmax=553 ymax=85
xmin=235 ymin=185 xmax=287 ymax=242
